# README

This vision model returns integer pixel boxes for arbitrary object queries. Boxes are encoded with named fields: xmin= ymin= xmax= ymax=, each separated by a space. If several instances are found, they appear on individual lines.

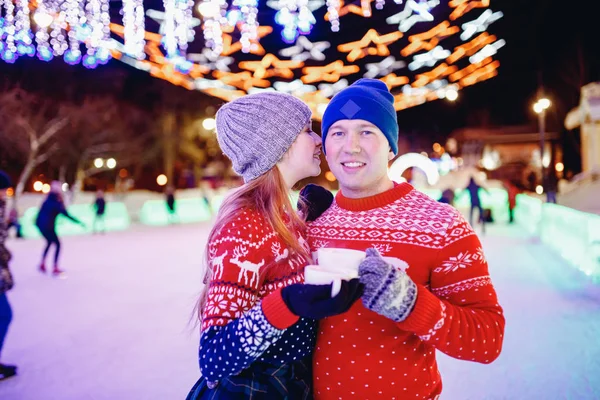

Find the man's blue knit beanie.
xmin=321 ymin=78 xmax=398 ymax=155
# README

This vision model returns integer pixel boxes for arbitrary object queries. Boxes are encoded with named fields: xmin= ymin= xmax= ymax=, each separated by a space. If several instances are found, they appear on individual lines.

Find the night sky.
xmin=1 ymin=0 xmax=598 ymax=173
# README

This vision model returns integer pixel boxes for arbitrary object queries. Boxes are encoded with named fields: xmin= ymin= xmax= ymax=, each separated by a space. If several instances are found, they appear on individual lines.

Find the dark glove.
xmin=359 ymin=248 xmax=417 ymax=322
xmin=281 ymin=278 xmax=364 ymax=319
xmin=298 ymin=184 xmax=334 ymax=222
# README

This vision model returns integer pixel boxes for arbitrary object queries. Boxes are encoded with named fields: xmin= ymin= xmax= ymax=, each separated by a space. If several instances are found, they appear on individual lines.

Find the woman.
xmin=0 ymin=171 xmax=16 ymax=380
xmin=187 ymin=92 xmax=363 ymax=400
xmin=35 ymin=181 xmax=84 ymax=276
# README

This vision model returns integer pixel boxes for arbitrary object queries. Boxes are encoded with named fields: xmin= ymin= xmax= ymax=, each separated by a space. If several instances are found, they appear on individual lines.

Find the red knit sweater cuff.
xmin=261 ymin=288 xmax=300 ymax=330
xmin=395 ymin=284 xmax=443 ymax=335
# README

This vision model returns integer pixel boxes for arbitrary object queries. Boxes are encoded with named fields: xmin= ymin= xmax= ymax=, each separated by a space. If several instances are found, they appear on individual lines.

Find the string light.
xmin=326 ymin=0 xmax=341 ymax=32
xmin=196 ymin=0 xmax=227 ymax=56
xmin=231 ymin=0 xmax=260 ymax=53
xmin=33 ymin=0 xmax=53 ymax=61
xmin=160 ymin=0 xmax=195 ymax=59
xmin=48 ymin=0 xmax=68 ymax=57
xmin=1 ymin=0 xmax=18 ymax=62
xmin=122 ymin=0 xmax=146 ymax=59
xmin=15 ymin=0 xmax=34 ymax=57
xmin=63 ymin=0 xmax=81 ymax=64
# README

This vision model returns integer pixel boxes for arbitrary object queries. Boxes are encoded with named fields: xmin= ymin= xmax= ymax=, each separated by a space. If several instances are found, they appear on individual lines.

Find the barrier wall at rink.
xmin=515 ymin=194 xmax=600 ymax=283
xmin=12 ymin=188 xmax=600 ymax=282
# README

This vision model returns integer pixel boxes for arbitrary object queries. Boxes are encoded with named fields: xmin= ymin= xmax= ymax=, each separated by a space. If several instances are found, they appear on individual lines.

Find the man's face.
xmin=324 ymin=119 xmax=395 ymax=198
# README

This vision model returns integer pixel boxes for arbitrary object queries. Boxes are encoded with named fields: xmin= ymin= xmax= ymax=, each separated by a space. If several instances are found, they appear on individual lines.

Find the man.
xmin=306 ymin=79 xmax=505 ymax=399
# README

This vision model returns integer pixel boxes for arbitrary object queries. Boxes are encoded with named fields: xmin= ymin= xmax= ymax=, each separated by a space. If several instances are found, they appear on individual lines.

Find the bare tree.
xmin=0 ymin=87 xmax=69 ymax=206
xmin=54 ymin=96 xmax=154 ymax=192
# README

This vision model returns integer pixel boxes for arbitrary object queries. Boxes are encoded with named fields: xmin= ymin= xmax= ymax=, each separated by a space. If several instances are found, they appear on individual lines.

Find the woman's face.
xmin=278 ymin=121 xmax=322 ymax=187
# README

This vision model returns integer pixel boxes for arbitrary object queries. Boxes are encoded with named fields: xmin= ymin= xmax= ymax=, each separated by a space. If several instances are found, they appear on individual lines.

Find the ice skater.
xmin=35 ymin=181 xmax=84 ymax=276
xmin=165 ymin=185 xmax=178 ymax=223
xmin=93 ymin=190 xmax=106 ymax=234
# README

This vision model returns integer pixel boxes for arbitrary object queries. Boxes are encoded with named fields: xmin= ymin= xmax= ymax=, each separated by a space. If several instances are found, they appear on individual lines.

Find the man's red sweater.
xmin=307 ymin=183 xmax=505 ymax=399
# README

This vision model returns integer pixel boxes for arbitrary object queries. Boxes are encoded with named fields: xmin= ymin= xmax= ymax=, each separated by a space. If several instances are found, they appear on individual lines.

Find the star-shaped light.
xmin=460 ymin=9 xmax=503 ymax=41
xmin=318 ymin=79 xmax=348 ymax=97
xmin=401 ymin=21 xmax=459 ymax=57
xmin=386 ymin=0 xmax=440 ymax=32
xmin=412 ymin=63 xmax=458 ymax=88
xmin=194 ymin=77 xmax=237 ymax=91
xmin=325 ymin=0 xmax=375 ymax=20
xmin=238 ymin=53 xmax=304 ymax=79
xmin=337 ymin=29 xmax=403 ymax=62
xmin=273 ymin=79 xmax=317 ymax=95
xmin=364 ymin=56 xmax=406 ymax=79
xmin=408 ymin=46 xmax=451 ymax=71
xmin=446 ymin=32 xmax=496 ymax=63
xmin=279 ymin=36 xmax=330 ymax=62
xmin=213 ymin=70 xmax=271 ymax=91
xmin=469 ymin=39 xmax=505 ymax=64
xmin=449 ymin=0 xmax=490 ymax=21
xmin=301 ymin=60 xmax=360 ymax=84
xmin=380 ymin=73 xmax=409 ymax=89
xmin=188 ymin=48 xmax=235 ymax=72
xmin=221 ymin=25 xmax=273 ymax=56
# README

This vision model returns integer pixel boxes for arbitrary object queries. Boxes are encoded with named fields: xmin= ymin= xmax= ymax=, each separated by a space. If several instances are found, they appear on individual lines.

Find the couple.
xmin=187 ymin=79 xmax=505 ymax=399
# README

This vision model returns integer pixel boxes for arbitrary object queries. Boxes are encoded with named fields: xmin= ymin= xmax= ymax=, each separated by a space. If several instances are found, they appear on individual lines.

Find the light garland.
xmin=15 ymin=0 xmax=34 ymax=57
xmin=1 ymin=0 xmax=18 ymax=62
xmin=33 ymin=0 xmax=53 ymax=61
xmin=122 ymin=0 xmax=146 ymax=59
xmin=231 ymin=0 xmax=260 ymax=53
xmin=48 ymin=0 xmax=68 ymax=57
xmin=326 ymin=0 xmax=341 ymax=32
xmin=197 ymin=0 xmax=227 ymax=56
xmin=63 ymin=0 xmax=81 ymax=64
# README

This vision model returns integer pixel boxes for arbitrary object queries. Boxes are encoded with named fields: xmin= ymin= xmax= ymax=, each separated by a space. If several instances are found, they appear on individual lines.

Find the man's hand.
xmin=358 ymin=248 xmax=417 ymax=322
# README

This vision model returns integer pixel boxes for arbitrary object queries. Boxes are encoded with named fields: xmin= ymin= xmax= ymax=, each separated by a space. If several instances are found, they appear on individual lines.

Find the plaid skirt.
xmin=186 ymin=357 xmax=312 ymax=400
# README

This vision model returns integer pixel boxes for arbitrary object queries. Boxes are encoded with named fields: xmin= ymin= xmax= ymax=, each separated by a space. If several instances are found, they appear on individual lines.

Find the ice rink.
xmin=1 ymin=221 xmax=599 ymax=399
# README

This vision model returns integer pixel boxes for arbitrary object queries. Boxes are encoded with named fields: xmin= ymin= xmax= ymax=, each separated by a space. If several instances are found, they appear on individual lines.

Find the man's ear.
xmin=388 ymin=150 xmax=395 ymax=161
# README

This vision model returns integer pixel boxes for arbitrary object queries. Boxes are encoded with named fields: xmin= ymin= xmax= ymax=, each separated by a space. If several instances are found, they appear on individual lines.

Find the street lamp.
xmin=533 ymin=97 xmax=551 ymax=185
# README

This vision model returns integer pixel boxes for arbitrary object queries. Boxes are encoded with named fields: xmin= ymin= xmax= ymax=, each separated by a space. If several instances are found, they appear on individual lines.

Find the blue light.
xmin=1 ymin=50 xmax=17 ymax=63
xmin=282 ymin=27 xmax=298 ymax=44
xmin=64 ymin=49 xmax=82 ymax=65
xmin=37 ymin=47 xmax=54 ymax=61
xmin=17 ymin=43 xmax=35 ymax=57
xmin=96 ymin=48 xmax=111 ymax=64
xmin=83 ymin=54 xmax=99 ymax=69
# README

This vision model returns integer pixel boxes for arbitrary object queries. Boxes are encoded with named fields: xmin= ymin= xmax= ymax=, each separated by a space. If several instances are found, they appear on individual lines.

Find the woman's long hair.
xmin=196 ymin=167 xmax=308 ymax=320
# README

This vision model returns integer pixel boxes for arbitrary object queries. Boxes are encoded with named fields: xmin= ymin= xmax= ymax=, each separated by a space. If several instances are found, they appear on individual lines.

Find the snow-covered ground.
xmin=1 ymin=222 xmax=599 ymax=400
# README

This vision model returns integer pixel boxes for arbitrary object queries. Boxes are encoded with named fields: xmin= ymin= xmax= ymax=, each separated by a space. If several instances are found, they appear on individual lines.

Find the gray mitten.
xmin=358 ymin=248 xmax=417 ymax=322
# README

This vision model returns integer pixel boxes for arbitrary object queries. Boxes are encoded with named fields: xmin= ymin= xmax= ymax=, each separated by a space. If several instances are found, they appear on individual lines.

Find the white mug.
xmin=316 ymin=248 xmax=366 ymax=279
xmin=304 ymin=265 xmax=345 ymax=297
